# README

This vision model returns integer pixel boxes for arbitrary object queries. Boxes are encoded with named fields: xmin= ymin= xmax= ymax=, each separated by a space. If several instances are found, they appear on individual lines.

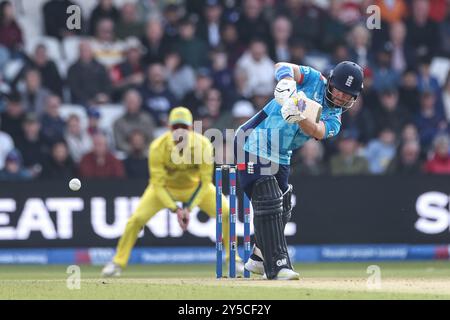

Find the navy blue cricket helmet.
xmin=326 ymin=61 xmax=364 ymax=109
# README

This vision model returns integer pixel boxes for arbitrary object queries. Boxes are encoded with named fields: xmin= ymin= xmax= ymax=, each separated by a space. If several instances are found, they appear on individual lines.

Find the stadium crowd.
xmin=0 ymin=0 xmax=449 ymax=181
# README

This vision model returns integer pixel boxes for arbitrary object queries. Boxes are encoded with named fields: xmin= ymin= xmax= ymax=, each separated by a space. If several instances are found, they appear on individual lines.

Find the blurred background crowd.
xmin=0 ymin=0 xmax=449 ymax=181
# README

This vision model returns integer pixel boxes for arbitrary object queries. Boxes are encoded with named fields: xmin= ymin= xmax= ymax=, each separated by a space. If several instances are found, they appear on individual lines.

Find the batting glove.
xmin=274 ymin=78 xmax=297 ymax=106
xmin=281 ymin=96 xmax=307 ymax=124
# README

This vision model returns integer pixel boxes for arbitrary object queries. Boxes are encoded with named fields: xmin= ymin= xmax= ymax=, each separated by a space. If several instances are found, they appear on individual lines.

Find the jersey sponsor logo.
xmin=345 ymin=76 xmax=354 ymax=87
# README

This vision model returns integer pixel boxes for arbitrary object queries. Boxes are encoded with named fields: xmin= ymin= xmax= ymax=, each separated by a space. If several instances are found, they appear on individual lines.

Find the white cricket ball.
xmin=69 ymin=178 xmax=81 ymax=191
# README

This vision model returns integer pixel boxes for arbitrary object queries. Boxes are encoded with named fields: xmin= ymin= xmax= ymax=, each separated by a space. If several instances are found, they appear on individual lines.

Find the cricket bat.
xmin=294 ymin=91 xmax=323 ymax=124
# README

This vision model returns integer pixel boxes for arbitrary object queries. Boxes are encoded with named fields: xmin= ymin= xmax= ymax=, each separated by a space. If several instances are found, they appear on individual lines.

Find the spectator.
xmin=41 ymin=141 xmax=76 ymax=180
xmin=197 ymin=0 xmax=224 ymax=48
xmin=123 ymin=130 xmax=149 ymax=179
xmin=182 ymin=68 xmax=213 ymax=118
xmin=342 ymin=96 xmax=376 ymax=144
xmin=84 ymin=107 xmax=114 ymax=147
xmin=79 ymin=132 xmax=125 ymax=178
xmin=89 ymin=0 xmax=120 ymax=36
xmin=174 ymin=16 xmax=208 ymax=68
xmin=231 ymin=100 xmax=255 ymax=129
xmin=237 ymin=0 xmax=270 ymax=44
xmin=165 ymin=50 xmax=196 ymax=101
xmin=86 ymin=107 xmax=101 ymax=136
xmin=401 ymin=123 xmax=420 ymax=144
xmin=0 ymin=149 xmax=32 ymax=181
xmin=0 ymin=1 xmax=22 ymax=53
xmin=113 ymin=89 xmax=155 ymax=153
xmin=91 ymin=18 xmax=125 ymax=69
xmin=443 ymin=71 xmax=450 ymax=122
xmin=110 ymin=37 xmax=145 ymax=101
xmin=0 ymin=116 xmax=13 ymax=169
xmin=416 ymin=54 xmax=441 ymax=96
xmin=140 ymin=63 xmax=176 ymax=126
xmin=386 ymin=140 xmax=423 ymax=175
xmin=235 ymin=38 xmax=275 ymax=98
xmin=372 ymin=43 xmax=401 ymax=93
xmin=40 ymin=95 xmax=66 ymax=147
xmin=348 ymin=24 xmax=371 ymax=69
xmin=65 ymin=114 xmax=92 ymax=163
xmin=43 ymin=0 xmax=80 ymax=39
xmin=162 ymin=3 xmax=183 ymax=42
xmin=280 ymin=0 xmax=326 ymax=48
xmin=322 ymin=0 xmax=348 ymax=52
xmin=364 ymin=127 xmax=398 ymax=174
xmin=406 ymin=0 xmax=440 ymax=59
xmin=15 ymin=44 xmax=63 ymax=97
xmin=424 ymin=134 xmax=450 ymax=174
xmin=136 ymin=0 xmax=166 ymax=22
xmin=221 ymin=23 xmax=245 ymax=68
xmin=15 ymin=113 xmax=46 ymax=176
xmin=389 ymin=21 xmax=415 ymax=74
xmin=399 ymin=68 xmax=421 ymax=115
xmin=375 ymin=0 xmax=408 ymax=24
xmin=116 ymin=2 xmax=144 ymax=39
xmin=199 ymin=88 xmax=231 ymax=132
xmin=292 ymin=139 xmax=326 ymax=176
xmin=268 ymin=16 xmax=292 ymax=62
xmin=373 ymin=88 xmax=411 ymax=136
xmin=440 ymin=8 xmax=450 ymax=56
xmin=0 ymin=93 xmax=25 ymax=143
xmin=415 ymin=90 xmax=448 ymax=151
xmin=210 ymin=47 xmax=235 ymax=101
xmin=360 ymin=67 xmax=378 ymax=110
xmin=289 ymin=39 xmax=309 ymax=66
xmin=67 ymin=40 xmax=111 ymax=105
xmin=330 ymin=130 xmax=369 ymax=176
xmin=250 ymin=86 xmax=271 ymax=111
xmin=141 ymin=17 xmax=171 ymax=65
xmin=20 ymin=69 xmax=51 ymax=116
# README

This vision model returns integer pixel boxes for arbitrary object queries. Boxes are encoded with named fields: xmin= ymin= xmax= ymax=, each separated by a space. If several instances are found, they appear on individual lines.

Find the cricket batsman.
xmin=102 ymin=107 xmax=243 ymax=277
xmin=236 ymin=61 xmax=364 ymax=280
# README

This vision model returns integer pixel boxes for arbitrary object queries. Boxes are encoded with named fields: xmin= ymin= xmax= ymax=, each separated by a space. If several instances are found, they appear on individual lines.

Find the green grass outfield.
xmin=1 ymin=262 xmax=450 ymax=299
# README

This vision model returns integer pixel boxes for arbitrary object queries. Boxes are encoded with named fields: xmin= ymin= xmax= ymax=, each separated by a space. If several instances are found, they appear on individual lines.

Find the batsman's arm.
xmin=186 ymin=138 xmax=214 ymax=210
xmin=298 ymin=119 xmax=326 ymax=140
xmin=149 ymin=145 xmax=178 ymax=212
xmin=298 ymin=110 xmax=342 ymax=140
xmin=274 ymin=62 xmax=304 ymax=83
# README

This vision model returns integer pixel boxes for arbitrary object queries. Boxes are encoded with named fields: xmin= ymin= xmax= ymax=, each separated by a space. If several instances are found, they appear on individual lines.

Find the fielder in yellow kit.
xmin=102 ymin=107 xmax=243 ymax=276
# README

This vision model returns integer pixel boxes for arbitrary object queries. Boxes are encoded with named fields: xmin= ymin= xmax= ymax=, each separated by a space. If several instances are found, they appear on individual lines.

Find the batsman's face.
xmin=330 ymin=87 xmax=355 ymax=107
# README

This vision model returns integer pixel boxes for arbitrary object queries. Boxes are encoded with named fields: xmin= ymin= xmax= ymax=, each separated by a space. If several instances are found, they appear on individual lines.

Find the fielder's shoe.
xmin=244 ymin=257 xmax=265 ymax=275
xmin=262 ymin=268 xmax=300 ymax=280
xmin=101 ymin=262 xmax=122 ymax=277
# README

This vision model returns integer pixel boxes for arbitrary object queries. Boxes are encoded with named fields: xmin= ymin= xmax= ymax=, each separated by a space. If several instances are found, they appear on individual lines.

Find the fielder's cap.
xmin=169 ymin=107 xmax=193 ymax=126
